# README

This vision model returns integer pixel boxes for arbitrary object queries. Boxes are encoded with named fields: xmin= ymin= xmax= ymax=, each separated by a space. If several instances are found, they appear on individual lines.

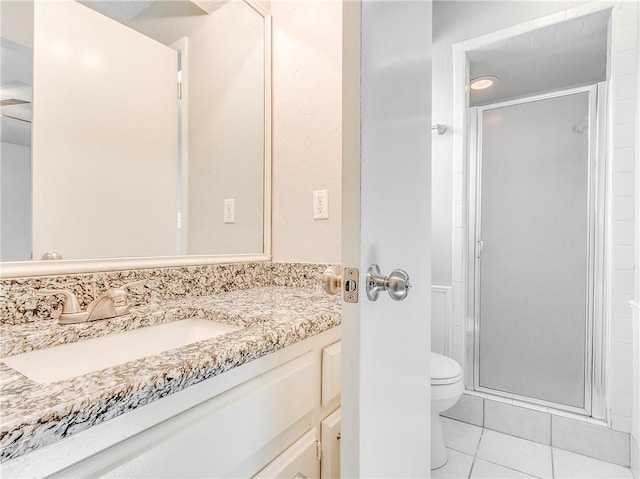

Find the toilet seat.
xmin=431 ymin=352 xmax=463 ymax=386
xmin=431 ymin=373 xmax=463 ymax=386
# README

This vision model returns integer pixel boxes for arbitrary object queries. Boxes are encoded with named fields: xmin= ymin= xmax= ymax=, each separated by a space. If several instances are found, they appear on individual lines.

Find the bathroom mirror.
xmin=0 ymin=0 xmax=271 ymax=275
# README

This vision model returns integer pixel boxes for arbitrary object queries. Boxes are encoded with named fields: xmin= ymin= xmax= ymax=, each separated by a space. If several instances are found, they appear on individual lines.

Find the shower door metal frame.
xmin=466 ymin=84 xmax=608 ymax=419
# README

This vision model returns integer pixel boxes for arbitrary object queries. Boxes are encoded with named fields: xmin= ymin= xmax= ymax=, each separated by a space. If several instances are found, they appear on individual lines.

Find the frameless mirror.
xmin=0 ymin=0 xmax=270 ymax=269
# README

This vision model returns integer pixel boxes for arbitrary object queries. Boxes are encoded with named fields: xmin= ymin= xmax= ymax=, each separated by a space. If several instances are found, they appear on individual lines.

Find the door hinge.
xmin=315 ymin=439 xmax=322 ymax=460
xmin=476 ymin=240 xmax=484 ymax=259
xmin=177 ymin=81 xmax=183 ymax=100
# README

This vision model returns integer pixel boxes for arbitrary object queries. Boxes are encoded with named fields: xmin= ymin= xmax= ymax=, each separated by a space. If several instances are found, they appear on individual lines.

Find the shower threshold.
xmin=469 ymin=387 xmax=602 ymax=421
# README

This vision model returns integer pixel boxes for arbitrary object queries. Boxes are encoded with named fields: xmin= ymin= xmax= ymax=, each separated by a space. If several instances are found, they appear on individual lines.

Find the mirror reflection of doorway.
xmin=1 ymin=38 xmax=33 ymax=262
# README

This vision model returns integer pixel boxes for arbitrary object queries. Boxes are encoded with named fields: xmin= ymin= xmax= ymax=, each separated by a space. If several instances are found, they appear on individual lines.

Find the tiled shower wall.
xmin=632 ymin=5 xmax=640 ymax=478
xmin=609 ymin=1 xmax=638 ymax=435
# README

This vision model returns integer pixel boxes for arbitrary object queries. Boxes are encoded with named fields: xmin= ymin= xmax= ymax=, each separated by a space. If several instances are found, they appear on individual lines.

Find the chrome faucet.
xmin=37 ymin=280 xmax=147 ymax=325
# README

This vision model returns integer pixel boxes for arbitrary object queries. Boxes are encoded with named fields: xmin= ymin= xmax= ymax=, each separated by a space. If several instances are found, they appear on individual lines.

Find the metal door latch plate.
xmin=343 ymin=267 xmax=359 ymax=303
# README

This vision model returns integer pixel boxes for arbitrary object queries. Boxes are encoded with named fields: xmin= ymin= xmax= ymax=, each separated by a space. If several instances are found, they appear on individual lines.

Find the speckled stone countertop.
xmin=0 ymin=286 xmax=341 ymax=462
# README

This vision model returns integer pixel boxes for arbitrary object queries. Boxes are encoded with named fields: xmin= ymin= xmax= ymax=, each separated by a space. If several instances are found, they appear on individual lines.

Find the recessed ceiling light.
xmin=470 ymin=75 xmax=498 ymax=90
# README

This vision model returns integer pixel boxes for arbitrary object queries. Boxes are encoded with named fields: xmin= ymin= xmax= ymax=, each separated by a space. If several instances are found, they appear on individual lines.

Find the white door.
xmin=341 ymin=1 xmax=432 ymax=477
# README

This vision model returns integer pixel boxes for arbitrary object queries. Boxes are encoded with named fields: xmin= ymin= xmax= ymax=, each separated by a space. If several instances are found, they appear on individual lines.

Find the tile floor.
xmin=434 ymin=417 xmax=633 ymax=479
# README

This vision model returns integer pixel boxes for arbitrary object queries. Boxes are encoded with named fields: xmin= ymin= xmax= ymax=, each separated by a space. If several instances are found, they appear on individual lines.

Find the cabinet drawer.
xmin=321 ymin=341 xmax=341 ymax=406
xmin=254 ymin=429 xmax=318 ymax=479
xmin=69 ymin=352 xmax=317 ymax=478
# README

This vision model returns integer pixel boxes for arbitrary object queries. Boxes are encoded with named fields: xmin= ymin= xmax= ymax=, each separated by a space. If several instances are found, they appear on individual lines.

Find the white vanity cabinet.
xmin=254 ymin=341 xmax=342 ymax=479
xmin=320 ymin=407 xmax=341 ymax=479
xmin=321 ymin=341 xmax=342 ymax=407
xmin=3 ymin=328 xmax=342 ymax=479
xmin=78 ymin=350 xmax=319 ymax=478
xmin=254 ymin=429 xmax=319 ymax=478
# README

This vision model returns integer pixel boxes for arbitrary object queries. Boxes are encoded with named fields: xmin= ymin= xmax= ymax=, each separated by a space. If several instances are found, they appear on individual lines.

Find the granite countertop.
xmin=0 ymin=286 xmax=341 ymax=462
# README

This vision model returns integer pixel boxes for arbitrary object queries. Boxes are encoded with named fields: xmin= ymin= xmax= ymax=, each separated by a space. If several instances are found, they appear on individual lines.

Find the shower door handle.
xmin=476 ymin=240 xmax=484 ymax=259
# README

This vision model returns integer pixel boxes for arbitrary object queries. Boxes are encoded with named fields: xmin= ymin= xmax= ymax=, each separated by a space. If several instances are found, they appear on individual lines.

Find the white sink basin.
xmin=2 ymin=319 xmax=243 ymax=384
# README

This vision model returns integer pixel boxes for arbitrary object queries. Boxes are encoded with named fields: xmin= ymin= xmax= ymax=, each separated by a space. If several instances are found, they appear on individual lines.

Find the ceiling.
xmin=81 ymin=0 xmax=230 ymax=45
xmin=81 ymin=0 xmax=229 ymax=20
xmin=80 ymin=0 xmax=157 ymax=22
xmin=468 ymin=8 xmax=610 ymax=106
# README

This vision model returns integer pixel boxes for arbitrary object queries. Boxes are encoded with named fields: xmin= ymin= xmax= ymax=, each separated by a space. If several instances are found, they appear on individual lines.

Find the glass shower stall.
xmin=467 ymin=84 xmax=607 ymax=418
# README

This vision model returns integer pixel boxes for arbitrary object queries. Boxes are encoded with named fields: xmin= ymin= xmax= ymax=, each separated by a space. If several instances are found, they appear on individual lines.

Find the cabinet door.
xmin=321 ymin=341 xmax=341 ymax=407
xmin=320 ymin=408 xmax=341 ymax=479
xmin=254 ymin=429 xmax=318 ymax=479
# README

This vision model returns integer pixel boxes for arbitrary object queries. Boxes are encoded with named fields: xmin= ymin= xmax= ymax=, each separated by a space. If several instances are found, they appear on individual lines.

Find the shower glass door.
xmin=472 ymin=87 xmax=600 ymax=414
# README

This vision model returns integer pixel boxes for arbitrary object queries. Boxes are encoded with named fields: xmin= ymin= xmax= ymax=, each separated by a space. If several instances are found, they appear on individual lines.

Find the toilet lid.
xmin=431 ymin=352 xmax=463 ymax=385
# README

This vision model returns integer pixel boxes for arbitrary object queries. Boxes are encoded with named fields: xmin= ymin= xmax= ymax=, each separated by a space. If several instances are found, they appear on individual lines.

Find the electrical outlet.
xmin=224 ymin=199 xmax=235 ymax=223
xmin=313 ymin=190 xmax=329 ymax=220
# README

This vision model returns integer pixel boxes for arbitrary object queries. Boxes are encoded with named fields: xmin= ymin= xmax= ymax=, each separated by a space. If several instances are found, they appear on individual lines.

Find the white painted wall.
xmin=431 ymin=286 xmax=452 ymax=355
xmin=270 ymin=0 xmax=342 ymax=264
xmin=32 ymin=0 xmax=177 ymax=260
xmin=1 ymin=142 xmax=31 ymax=261
xmin=186 ymin=0 xmax=265 ymax=255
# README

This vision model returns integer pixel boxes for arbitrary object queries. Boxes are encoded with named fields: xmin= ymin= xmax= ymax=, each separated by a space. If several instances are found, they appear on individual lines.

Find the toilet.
xmin=431 ymin=352 xmax=464 ymax=470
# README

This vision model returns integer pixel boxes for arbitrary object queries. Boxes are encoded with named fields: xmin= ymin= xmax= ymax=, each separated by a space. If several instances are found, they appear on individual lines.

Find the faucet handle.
xmin=36 ymin=289 xmax=82 ymax=314
xmin=108 ymin=280 xmax=147 ymax=314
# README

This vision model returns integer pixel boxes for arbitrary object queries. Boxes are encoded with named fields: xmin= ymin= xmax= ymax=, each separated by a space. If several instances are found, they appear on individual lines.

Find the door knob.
xmin=321 ymin=265 xmax=342 ymax=295
xmin=366 ymin=264 xmax=411 ymax=301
